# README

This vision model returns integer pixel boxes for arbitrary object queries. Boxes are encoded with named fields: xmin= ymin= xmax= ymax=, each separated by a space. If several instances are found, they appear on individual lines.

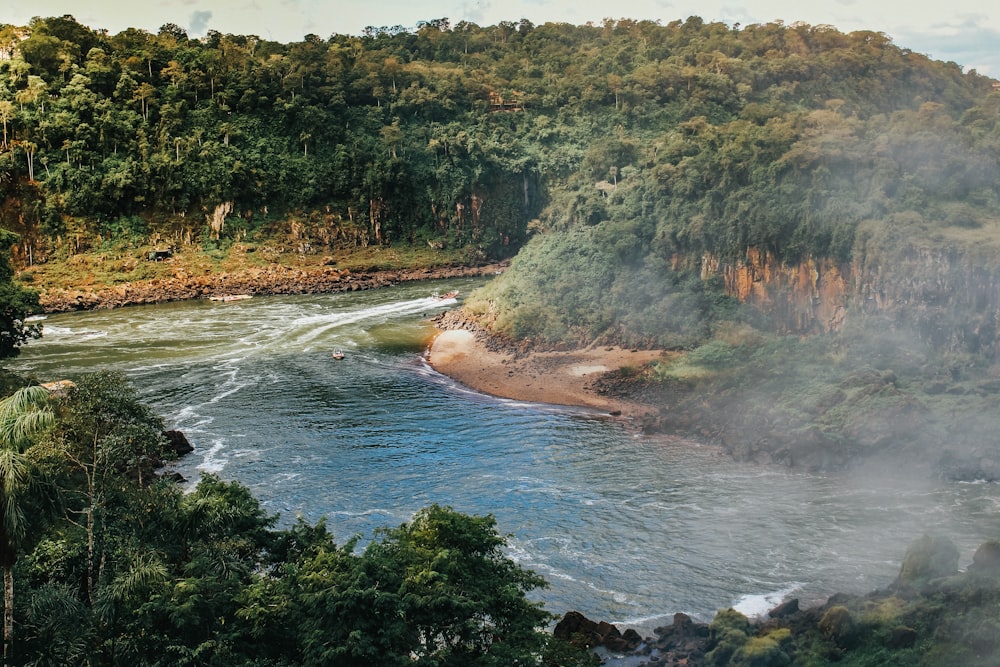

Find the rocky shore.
xmin=37 ymin=261 xmax=507 ymax=312
xmin=558 ymin=534 xmax=1000 ymax=666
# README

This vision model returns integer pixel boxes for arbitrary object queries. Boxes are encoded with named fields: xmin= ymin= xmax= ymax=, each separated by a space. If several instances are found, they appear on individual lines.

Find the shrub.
xmin=819 ymin=605 xmax=857 ymax=647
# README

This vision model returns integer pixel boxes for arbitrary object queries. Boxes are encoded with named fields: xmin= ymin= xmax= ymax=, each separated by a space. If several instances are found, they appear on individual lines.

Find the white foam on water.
xmin=732 ymin=583 xmax=802 ymax=619
xmin=197 ymin=439 xmax=228 ymax=473
xmin=290 ymin=297 xmax=444 ymax=346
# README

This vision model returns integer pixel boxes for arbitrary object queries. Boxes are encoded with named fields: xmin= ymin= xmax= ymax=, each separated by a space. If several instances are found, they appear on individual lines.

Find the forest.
xmin=1 ymin=13 xmax=997 ymax=291
xmin=3 ymin=13 xmax=1000 ymax=666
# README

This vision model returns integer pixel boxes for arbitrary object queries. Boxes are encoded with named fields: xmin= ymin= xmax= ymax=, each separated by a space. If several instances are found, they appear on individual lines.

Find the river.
xmin=10 ymin=277 xmax=1000 ymax=636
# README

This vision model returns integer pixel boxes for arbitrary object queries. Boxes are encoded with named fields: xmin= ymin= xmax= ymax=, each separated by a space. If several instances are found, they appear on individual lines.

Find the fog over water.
xmin=11 ymin=278 xmax=1000 ymax=632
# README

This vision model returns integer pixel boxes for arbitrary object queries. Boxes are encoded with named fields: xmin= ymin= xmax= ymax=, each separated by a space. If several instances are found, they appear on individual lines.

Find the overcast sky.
xmin=4 ymin=0 xmax=999 ymax=76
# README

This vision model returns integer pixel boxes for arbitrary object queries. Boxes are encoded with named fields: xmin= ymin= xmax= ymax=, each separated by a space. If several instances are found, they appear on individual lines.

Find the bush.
xmin=819 ymin=605 xmax=857 ymax=647
xmin=732 ymin=628 xmax=792 ymax=667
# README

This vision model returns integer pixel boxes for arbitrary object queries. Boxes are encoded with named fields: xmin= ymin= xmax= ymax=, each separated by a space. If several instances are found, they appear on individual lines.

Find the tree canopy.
xmin=0 ymin=371 xmax=593 ymax=666
xmin=1 ymin=15 xmax=996 ymax=271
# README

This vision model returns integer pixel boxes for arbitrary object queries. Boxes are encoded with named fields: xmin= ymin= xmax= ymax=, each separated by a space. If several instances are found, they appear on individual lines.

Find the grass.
xmin=17 ymin=239 xmax=473 ymax=293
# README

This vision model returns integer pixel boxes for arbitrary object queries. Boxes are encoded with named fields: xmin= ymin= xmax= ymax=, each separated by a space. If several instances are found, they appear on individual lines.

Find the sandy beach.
xmin=427 ymin=329 xmax=665 ymax=419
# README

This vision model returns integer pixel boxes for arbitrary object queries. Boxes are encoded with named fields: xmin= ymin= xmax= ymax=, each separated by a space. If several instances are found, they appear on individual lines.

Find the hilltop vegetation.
xmin=0 ymin=14 xmax=996 ymax=290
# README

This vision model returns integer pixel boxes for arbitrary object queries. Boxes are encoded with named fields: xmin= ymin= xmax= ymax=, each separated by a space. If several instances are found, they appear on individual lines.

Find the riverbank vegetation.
xmin=3 ymin=13 xmax=1000 ymax=665
xmin=2 ymin=369 xmax=998 ymax=666
xmin=0 ymin=370 xmax=596 ymax=666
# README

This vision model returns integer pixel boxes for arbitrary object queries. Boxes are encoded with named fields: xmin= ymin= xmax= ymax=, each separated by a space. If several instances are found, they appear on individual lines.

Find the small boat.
xmin=210 ymin=294 xmax=252 ymax=302
xmin=331 ymin=348 xmax=345 ymax=360
xmin=434 ymin=290 xmax=460 ymax=301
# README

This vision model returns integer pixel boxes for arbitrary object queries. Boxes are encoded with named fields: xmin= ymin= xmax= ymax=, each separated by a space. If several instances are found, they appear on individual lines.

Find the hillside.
xmin=3 ymin=16 xmax=1000 ymax=477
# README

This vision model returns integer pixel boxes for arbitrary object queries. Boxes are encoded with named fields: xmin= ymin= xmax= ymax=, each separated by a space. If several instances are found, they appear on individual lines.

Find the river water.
xmin=10 ymin=278 xmax=1000 ymax=634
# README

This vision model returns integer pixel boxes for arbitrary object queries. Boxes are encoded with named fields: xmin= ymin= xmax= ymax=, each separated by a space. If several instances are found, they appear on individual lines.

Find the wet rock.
xmin=553 ymin=611 xmax=641 ymax=651
xmin=164 ymin=429 xmax=194 ymax=457
xmin=970 ymin=540 xmax=1000 ymax=573
xmin=893 ymin=534 xmax=959 ymax=589
xmin=768 ymin=598 xmax=800 ymax=618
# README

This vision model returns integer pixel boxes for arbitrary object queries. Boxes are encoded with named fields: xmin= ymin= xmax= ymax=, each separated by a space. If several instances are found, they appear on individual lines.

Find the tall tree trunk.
xmin=4 ymin=563 xmax=13 ymax=667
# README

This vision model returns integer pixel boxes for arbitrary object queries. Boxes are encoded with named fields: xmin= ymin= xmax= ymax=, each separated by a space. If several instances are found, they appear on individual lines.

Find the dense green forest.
xmin=2 ymin=14 xmax=999 ymax=346
xmin=3 ymin=14 xmax=1000 ymax=667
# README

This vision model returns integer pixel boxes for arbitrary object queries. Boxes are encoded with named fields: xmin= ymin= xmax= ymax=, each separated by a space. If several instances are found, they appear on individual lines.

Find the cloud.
xmin=895 ymin=13 xmax=1000 ymax=75
xmin=461 ymin=0 xmax=492 ymax=24
xmin=188 ymin=10 xmax=213 ymax=37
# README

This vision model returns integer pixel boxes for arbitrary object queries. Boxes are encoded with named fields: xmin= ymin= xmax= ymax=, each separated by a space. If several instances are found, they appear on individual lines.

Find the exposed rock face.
xmin=699 ymin=245 xmax=1000 ymax=357
xmin=37 ymin=262 xmax=507 ymax=312
xmin=702 ymin=248 xmax=850 ymax=334
xmin=164 ymin=430 xmax=194 ymax=457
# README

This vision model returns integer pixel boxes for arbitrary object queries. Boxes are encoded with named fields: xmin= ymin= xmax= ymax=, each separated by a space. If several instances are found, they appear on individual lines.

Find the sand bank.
xmin=427 ymin=329 xmax=665 ymax=419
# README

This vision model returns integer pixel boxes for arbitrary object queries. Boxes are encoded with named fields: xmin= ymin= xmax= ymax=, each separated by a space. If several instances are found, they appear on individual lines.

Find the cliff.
xmin=704 ymin=241 xmax=1000 ymax=359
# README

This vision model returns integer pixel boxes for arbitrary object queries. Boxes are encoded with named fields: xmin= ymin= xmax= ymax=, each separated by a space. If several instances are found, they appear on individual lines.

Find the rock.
xmin=164 ymin=429 xmax=194 ymax=457
xmin=894 ymin=534 xmax=959 ymax=588
xmin=553 ymin=611 xmax=641 ymax=651
xmin=652 ymin=612 xmax=710 ymax=654
xmin=971 ymin=540 xmax=1000 ymax=573
xmin=553 ymin=611 xmax=602 ymax=647
xmin=768 ymin=598 xmax=800 ymax=618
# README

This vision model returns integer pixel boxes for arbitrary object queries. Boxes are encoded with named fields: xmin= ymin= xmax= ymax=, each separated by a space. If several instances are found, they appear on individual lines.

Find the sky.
xmin=4 ymin=0 xmax=1000 ymax=76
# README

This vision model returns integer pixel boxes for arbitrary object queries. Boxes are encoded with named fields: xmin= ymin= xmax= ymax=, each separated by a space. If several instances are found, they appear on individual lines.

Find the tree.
xmin=293 ymin=504 xmax=554 ymax=666
xmin=0 ymin=230 xmax=42 ymax=360
xmin=0 ymin=385 xmax=55 ymax=666
xmin=49 ymin=371 xmax=170 ymax=605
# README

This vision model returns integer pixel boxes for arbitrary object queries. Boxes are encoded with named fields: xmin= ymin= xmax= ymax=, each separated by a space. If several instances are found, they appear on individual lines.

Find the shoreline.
xmin=426 ymin=327 xmax=666 ymax=422
xmin=36 ymin=261 xmax=508 ymax=313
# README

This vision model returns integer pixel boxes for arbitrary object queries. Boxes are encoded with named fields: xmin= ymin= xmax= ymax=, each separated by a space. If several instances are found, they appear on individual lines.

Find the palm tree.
xmin=0 ymin=385 xmax=55 ymax=666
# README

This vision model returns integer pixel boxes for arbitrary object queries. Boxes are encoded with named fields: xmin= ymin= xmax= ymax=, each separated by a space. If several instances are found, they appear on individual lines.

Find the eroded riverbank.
xmin=37 ymin=260 xmax=507 ymax=312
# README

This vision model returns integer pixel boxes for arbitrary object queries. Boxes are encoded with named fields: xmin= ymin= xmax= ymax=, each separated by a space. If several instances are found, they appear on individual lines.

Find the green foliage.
xmin=287 ymin=504 xmax=554 ymax=666
xmin=819 ymin=605 xmax=857 ymax=646
xmin=732 ymin=628 xmax=792 ymax=667
xmin=706 ymin=608 xmax=752 ymax=666
xmin=0 ymin=230 xmax=42 ymax=359
xmin=473 ymin=227 xmax=743 ymax=348
xmin=2 ymin=14 xmax=997 ymax=276
xmin=5 ymin=372 xmax=565 ymax=666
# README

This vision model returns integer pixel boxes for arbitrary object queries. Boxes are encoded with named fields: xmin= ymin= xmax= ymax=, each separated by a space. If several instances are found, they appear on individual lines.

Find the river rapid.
xmin=11 ymin=278 xmax=1000 ymax=635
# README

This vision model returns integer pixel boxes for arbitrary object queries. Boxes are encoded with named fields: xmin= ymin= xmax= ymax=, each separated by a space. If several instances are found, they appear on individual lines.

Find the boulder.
xmin=971 ymin=540 xmax=1000 ymax=573
xmin=768 ymin=598 xmax=800 ymax=618
xmin=164 ymin=429 xmax=194 ymax=457
xmin=894 ymin=534 xmax=959 ymax=589
xmin=553 ymin=611 xmax=641 ymax=651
